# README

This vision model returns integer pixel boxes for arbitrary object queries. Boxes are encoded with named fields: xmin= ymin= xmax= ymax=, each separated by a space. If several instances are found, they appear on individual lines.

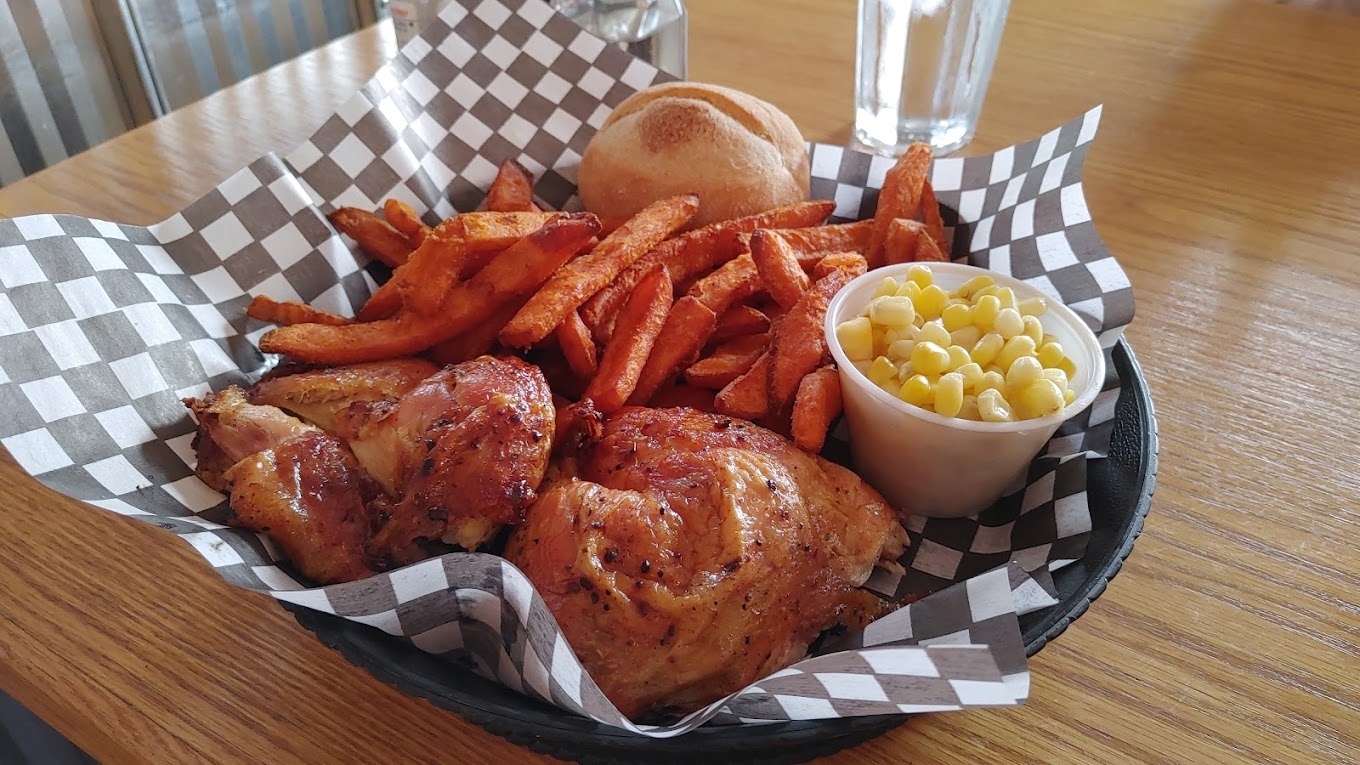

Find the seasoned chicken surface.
xmin=504 ymin=406 xmax=907 ymax=720
xmin=187 ymin=388 xmax=377 ymax=584
xmin=187 ymin=356 xmax=556 ymax=582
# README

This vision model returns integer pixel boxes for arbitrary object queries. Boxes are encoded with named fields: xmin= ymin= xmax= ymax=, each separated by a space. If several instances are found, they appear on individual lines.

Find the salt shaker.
xmin=390 ymin=0 xmax=442 ymax=48
xmin=552 ymin=0 xmax=688 ymax=79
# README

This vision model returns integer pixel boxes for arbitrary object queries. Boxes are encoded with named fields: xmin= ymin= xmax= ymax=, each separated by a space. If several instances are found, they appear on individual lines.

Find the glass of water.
xmin=552 ymin=0 xmax=688 ymax=80
xmin=854 ymin=0 xmax=1011 ymax=156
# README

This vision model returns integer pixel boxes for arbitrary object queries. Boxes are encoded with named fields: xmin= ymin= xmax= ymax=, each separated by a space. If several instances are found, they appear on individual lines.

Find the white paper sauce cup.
xmin=825 ymin=262 xmax=1106 ymax=518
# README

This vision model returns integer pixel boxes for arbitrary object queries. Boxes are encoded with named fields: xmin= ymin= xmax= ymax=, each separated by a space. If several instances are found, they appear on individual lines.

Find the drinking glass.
xmin=552 ymin=0 xmax=688 ymax=79
xmin=854 ymin=0 xmax=1011 ymax=156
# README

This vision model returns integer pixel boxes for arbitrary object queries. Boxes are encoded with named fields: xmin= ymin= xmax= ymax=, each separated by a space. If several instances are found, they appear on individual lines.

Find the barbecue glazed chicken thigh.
xmin=505 ymin=406 xmax=908 ymax=720
xmin=187 ymin=356 xmax=556 ymax=582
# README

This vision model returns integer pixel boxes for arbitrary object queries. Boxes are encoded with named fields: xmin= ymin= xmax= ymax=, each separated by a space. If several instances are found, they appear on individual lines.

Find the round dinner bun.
xmin=578 ymin=82 xmax=810 ymax=228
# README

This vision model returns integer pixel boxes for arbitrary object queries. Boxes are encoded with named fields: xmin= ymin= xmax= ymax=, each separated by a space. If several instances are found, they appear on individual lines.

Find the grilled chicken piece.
xmin=186 ymin=388 xmax=377 ymax=584
xmin=504 ymin=406 xmax=907 ymax=720
xmin=250 ymin=356 xmax=556 ymax=564
xmin=248 ymin=358 xmax=439 ymax=433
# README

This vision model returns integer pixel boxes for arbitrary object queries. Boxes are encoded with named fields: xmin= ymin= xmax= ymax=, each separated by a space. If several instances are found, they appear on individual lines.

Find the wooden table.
xmin=2 ymin=1 xmax=1357 ymax=762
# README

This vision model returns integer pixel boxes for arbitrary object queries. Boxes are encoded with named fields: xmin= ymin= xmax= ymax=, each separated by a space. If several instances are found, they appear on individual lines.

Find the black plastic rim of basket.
xmin=285 ymin=339 xmax=1157 ymax=765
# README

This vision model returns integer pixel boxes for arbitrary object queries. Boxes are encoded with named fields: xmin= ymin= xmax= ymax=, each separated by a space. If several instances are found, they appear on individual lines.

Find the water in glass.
xmin=855 ymin=0 xmax=1010 ymax=156
xmin=552 ymin=1 xmax=688 ymax=79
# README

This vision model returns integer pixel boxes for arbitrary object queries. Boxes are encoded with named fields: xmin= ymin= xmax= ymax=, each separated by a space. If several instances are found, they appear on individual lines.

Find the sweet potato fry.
xmin=501 ymin=195 xmax=698 ymax=348
xmin=485 ymin=159 xmax=540 ymax=212
xmin=246 ymin=295 xmax=351 ymax=327
xmin=382 ymin=199 xmax=431 ymax=249
xmin=424 ymin=298 xmax=524 ymax=365
xmin=328 ymin=207 xmax=412 ymax=267
xmin=750 ymin=229 xmax=811 ymax=309
xmin=920 ymin=179 xmax=948 ymax=255
xmin=811 ymin=252 xmax=869 ymax=280
xmin=684 ymin=334 xmax=769 ymax=389
xmin=913 ymin=224 xmax=950 ymax=262
xmin=437 ymin=211 xmax=561 ymax=241
xmin=585 ymin=267 xmax=673 ymax=413
xmin=355 ymin=279 xmax=402 ymax=322
xmin=557 ymin=310 xmax=599 ymax=379
xmin=764 ymin=221 xmax=873 ymax=268
xmin=580 ymin=200 xmax=835 ymax=343
xmin=402 ymin=213 xmax=566 ymax=316
xmin=712 ymin=304 xmax=771 ymax=342
xmin=791 ymin=366 xmax=842 ymax=452
xmin=650 ymin=382 xmax=717 ymax=413
xmin=867 ymin=142 xmax=932 ymax=268
xmin=767 ymin=269 xmax=854 ymax=414
xmin=714 ymin=353 xmax=770 ymax=421
xmin=259 ymin=214 xmax=599 ymax=364
xmin=625 ymin=296 xmax=720 ymax=407
xmin=883 ymin=218 xmax=926 ymax=265
xmin=688 ymin=254 xmax=764 ymax=313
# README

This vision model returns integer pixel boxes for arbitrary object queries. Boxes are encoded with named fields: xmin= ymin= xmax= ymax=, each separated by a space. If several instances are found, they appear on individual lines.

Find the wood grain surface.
xmin=1 ymin=1 xmax=1357 ymax=763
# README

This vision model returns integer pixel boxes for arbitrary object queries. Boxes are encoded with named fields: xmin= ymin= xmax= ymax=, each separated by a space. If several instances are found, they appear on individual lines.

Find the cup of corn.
xmin=825 ymin=262 xmax=1106 ymax=517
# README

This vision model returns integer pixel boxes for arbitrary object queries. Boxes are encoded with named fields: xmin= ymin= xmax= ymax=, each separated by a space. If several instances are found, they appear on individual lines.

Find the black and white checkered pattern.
xmin=0 ymin=0 xmax=1135 ymax=735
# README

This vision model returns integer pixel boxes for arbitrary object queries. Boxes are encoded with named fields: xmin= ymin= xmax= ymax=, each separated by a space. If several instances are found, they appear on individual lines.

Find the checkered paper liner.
xmin=0 ymin=0 xmax=1135 ymax=736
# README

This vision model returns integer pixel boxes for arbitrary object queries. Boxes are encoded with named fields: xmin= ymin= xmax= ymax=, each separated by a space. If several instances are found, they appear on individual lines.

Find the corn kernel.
xmin=1041 ymin=333 xmax=1057 ymax=348
xmin=1018 ymin=296 xmax=1048 ymax=317
xmin=872 ymin=325 xmax=889 ymax=356
xmin=899 ymin=374 xmax=933 ymax=406
xmin=1006 ymin=355 xmax=1044 ymax=391
xmin=910 ymin=341 xmax=952 ymax=375
xmin=996 ymin=335 xmax=1038 ymax=372
xmin=1037 ymin=341 xmax=1065 ymax=368
xmin=995 ymin=287 xmax=1017 ymax=310
xmin=917 ymin=320 xmax=951 ymax=348
xmin=1064 ymin=387 xmax=1077 ymax=404
xmin=906 ymin=264 xmax=934 ymax=288
xmin=977 ymin=388 xmax=1014 ymax=422
xmin=994 ymin=307 xmax=1024 ymax=339
xmin=837 ymin=317 xmax=874 ymax=361
xmin=1022 ymin=315 xmax=1045 ymax=345
xmin=896 ymin=280 xmax=922 ymax=301
xmin=852 ymin=360 xmax=873 ymax=378
xmin=949 ymin=325 xmax=982 ymax=350
xmin=935 ymin=373 xmax=965 ymax=417
xmin=957 ymin=275 xmax=995 ymax=299
xmin=884 ymin=325 xmax=916 ymax=346
xmin=942 ymin=302 xmax=973 ymax=332
xmin=873 ymin=276 xmax=900 ymax=298
xmin=1014 ymin=379 xmax=1065 ymax=419
xmin=913 ymin=313 xmax=927 ymax=327
xmin=959 ymin=394 xmax=981 ymax=421
xmin=896 ymin=360 xmax=914 ymax=380
xmin=971 ymin=332 xmax=1005 ymax=366
xmin=984 ymin=363 xmax=1004 ymax=376
xmin=979 ymin=370 xmax=1006 ymax=393
xmin=915 ymin=284 xmax=949 ymax=320
xmin=946 ymin=344 xmax=972 ymax=371
xmin=887 ymin=339 xmax=917 ymax=361
xmin=869 ymin=295 xmax=916 ymax=328
xmin=973 ymin=295 xmax=1001 ymax=329
xmin=975 ymin=285 xmax=1000 ymax=299
xmin=1057 ymin=355 xmax=1077 ymax=378
xmin=869 ymin=356 xmax=898 ymax=387
xmin=956 ymin=362 xmax=984 ymax=392
xmin=1042 ymin=368 xmax=1069 ymax=390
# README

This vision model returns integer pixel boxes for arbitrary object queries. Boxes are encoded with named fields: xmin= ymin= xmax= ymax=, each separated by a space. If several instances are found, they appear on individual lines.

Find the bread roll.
xmin=578 ymin=82 xmax=810 ymax=228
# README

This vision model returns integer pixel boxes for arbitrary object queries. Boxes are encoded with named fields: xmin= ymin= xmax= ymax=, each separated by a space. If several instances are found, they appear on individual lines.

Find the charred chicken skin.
xmin=504 ymin=406 xmax=907 ymax=720
xmin=187 ymin=356 xmax=556 ymax=581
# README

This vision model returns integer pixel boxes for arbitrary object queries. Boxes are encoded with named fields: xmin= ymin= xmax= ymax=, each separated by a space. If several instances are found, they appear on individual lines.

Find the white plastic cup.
xmin=825 ymin=262 xmax=1106 ymax=518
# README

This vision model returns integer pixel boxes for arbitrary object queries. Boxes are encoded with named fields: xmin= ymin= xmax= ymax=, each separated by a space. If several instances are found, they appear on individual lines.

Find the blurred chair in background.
xmin=0 ymin=0 xmax=386 ymax=187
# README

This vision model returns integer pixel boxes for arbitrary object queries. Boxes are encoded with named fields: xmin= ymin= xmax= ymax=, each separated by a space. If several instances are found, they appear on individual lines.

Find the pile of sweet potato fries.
xmin=248 ymin=145 xmax=948 ymax=453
